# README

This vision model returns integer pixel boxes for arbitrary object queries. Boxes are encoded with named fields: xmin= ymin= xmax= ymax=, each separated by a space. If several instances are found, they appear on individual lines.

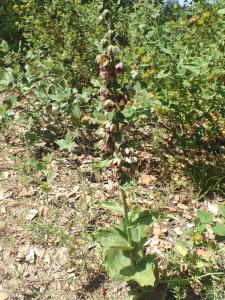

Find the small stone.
xmin=186 ymin=223 xmax=194 ymax=228
xmin=25 ymin=249 xmax=36 ymax=264
xmin=57 ymin=247 xmax=70 ymax=266
xmin=26 ymin=209 xmax=38 ymax=221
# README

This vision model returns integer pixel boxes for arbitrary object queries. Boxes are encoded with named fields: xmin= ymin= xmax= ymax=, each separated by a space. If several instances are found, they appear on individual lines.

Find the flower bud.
xmin=102 ymin=9 xmax=111 ymax=20
xmin=101 ymin=38 xmax=108 ymax=49
xmin=110 ymin=123 xmax=117 ymax=133
xmin=51 ymin=105 xmax=60 ymax=116
xmin=99 ymin=70 xmax=110 ymax=79
xmin=104 ymin=99 xmax=116 ymax=112
xmin=95 ymin=54 xmax=111 ymax=66
xmin=96 ymin=10 xmax=110 ymax=26
xmin=99 ymin=87 xmax=111 ymax=99
xmin=98 ymin=5 xmax=104 ymax=13
xmin=115 ymin=94 xmax=128 ymax=110
xmin=106 ymin=29 xmax=116 ymax=41
xmin=97 ymin=15 xmax=104 ymax=26
xmin=104 ymin=122 xmax=111 ymax=132
xmin=110 ymin=158 xmax=121 ymax=167
xmin=115 ymin=62 xmax=124 ymax=74
xmin=107 ymin=45 xmax=118 ymax=56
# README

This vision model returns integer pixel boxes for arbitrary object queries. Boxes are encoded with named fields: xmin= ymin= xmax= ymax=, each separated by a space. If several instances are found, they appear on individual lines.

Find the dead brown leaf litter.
xmin=0 ymin=133 xmax=224 ymax=299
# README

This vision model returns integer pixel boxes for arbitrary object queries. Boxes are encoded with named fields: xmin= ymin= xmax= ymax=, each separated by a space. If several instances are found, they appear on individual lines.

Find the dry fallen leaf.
xmin=44 ymin=253 xmax=51 ymax=264
xmin=17 ymin=245 xmax=30 ymax=261
xmin=196 ymin=249 xmax=210 ymax=261
xmin=0 ymin=207 xmax=7 ymax=214
xmin=32 ymin=247 xmax=45 ymax=259
xmin=140 ymin=174 xmax=156 ymax=186
xmin=39 ymin=205 xmax=49 ymax=216
xmin=177 ymin=203 xmax=189 ymax=210
xmin=66 ymin=185 xmax=80 ymax=199
xmin=174 ymin=227 xmax=183 ymax=236
xmin=207 ymin=203 xmax=219 ymax=216
xmin=0 ymin=292 xmax=10 ymax=300
xmin=19 ymin=188 xmax=36 ymax=198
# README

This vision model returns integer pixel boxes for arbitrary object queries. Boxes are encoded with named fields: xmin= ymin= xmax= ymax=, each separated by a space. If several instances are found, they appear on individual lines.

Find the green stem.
xmin=160 ymin=272 xmax=224 ymax=285
xmin=120 ymin=188 xmax=134 ymax=266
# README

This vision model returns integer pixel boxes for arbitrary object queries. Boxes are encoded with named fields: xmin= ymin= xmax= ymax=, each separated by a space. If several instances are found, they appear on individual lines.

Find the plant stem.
xmin=120 ymin=188 xmax=134 ymax=266
xmin=160 ymin=272 xmax=224 ymax=285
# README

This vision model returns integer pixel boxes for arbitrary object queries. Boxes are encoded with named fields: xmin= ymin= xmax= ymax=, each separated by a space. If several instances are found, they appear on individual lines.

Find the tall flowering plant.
xmin=93 ymin=0 xmax=159 ymax=291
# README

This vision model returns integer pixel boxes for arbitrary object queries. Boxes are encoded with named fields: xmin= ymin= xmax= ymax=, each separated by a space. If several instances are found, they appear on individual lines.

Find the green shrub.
xmin=13 ymin=0 xmax=100 ymax=87
xmin=124 ymin=1 xmax=225 ymax=144
xmin=0 ymin=0 xmax=22 ymax=48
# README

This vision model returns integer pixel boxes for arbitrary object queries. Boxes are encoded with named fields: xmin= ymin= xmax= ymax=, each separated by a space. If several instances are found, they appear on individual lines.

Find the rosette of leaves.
xmin=93 ymin=193 xmax=160 ymax=288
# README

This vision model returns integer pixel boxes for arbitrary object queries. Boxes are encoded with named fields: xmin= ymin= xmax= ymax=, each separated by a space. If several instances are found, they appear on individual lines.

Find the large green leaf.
xmin=197 ymin=210 xmax=213 ymax=224
xmin=212 ymin=223 xmax=225 ymax=237
xmin=94 ymin=201 xmax=124 ymax=215
xmin=93 ymin=227 xmax=131 ymax=250
xmin=120 ymin=255 xmax=158 ymax=287
xmin=129 ymin=206 xmax=161 ymax=227
xmin=105 ymin=248 xmax=132 ymax=280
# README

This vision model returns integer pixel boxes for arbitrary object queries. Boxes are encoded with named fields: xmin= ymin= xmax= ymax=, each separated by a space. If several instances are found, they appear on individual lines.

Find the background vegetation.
xmin=0 ymin=0 xmax=224 ymax=299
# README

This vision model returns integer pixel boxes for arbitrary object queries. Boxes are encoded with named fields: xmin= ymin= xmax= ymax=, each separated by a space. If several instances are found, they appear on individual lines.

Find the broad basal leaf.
xmin=120 ymin=255 xmax=158 ymax=287
xmin=197 ymin=210 xmax=213 ymax=224
xmin=93 ymin=227 xmax=131 ymax=250
xmin=212 ymin=223 xmax=225 ymax=237
xmin=105 ymin=248 xmax=132 ymax=280
xmin=94 ymin=201 xmax=124 ymax=215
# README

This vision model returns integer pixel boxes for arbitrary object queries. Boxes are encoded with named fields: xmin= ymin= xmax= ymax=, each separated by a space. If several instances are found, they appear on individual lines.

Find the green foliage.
xmin=13 ymin=0 xmax=100 ymax=87
xmin=93 ymin=204 xmax=159 ymax=287
xmin=0 ymin=0 xmax=22 ymax=47
xmin=124 ymin=0 xmax=225 ymax=143
xmin=1 ymin=1 xmax=225 ymax=148
xmin=195 ymin=208 xmax=225 ymax=240
xmin=56 ymin=132 xmax=76 ymax=151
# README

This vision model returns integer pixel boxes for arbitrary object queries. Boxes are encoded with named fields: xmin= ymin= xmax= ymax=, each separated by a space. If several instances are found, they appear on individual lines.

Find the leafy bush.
xmin=0 ymin=0 xmax=22 ymax=47
xmin=124 ymin=1 xmax=225 ymax=144
xmin=13 ymin=0 xmax=100 ymax=87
